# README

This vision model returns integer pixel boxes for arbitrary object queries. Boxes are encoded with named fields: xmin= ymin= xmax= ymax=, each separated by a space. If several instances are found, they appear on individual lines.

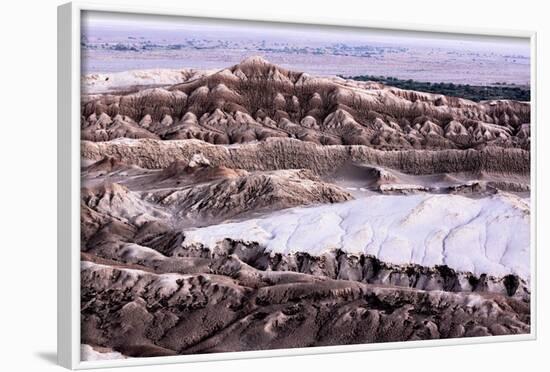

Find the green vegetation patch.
xmin=343 ymin=75 xmax=530 ymax=102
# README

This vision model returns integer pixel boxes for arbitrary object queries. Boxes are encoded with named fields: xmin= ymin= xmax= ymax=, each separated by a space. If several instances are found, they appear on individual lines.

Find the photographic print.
xmin=79 ymin=10 xmax=531 ymax=362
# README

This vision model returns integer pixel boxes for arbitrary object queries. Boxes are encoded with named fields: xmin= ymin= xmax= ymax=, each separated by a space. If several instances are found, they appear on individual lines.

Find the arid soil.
xmin=80 ymin=57 xmax=531 ymax=361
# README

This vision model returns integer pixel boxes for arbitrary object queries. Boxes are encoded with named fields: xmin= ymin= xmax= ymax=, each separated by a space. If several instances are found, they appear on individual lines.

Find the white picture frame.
xmin=58 ymin=2 xmax=537 ymax=369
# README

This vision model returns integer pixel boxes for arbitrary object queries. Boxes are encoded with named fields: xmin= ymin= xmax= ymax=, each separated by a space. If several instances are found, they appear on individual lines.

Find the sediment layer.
xmin=82 ymin=138 xmax=530 ymax=176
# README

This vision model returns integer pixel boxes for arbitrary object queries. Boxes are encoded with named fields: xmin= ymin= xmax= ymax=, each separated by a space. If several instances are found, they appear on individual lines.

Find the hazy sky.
xmin=81 ymin=11 xmax=530 ymax=85
xmin=82 ymin=11 xmax=530 ymax=55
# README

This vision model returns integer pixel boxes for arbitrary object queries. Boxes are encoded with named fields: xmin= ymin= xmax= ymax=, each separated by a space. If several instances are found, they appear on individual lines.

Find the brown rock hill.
xmin=81 ymin=56 xmax=530 ymax=150
xmin=81 ymin=259 xmax=529 ymax=358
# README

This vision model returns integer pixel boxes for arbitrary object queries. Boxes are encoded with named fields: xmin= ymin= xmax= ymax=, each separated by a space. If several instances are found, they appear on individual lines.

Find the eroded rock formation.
xmin=81 ymin=57 xmax=530 ymax=150
xmin=79 ymin=57 xmax=531 ymax=360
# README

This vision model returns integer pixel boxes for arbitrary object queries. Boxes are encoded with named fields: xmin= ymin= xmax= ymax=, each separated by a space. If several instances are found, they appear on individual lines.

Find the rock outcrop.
xmin=81 ymin=57 xmax=531 ymax=150
xmin=82 ymin=137 xmax=530 ymax=176
xmin=81 ymin=259 xmax=530 ymax=357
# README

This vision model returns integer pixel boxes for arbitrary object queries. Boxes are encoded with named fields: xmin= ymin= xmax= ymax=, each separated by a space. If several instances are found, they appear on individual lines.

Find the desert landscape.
xmin=79 ymin=13 xmax=531 ymax=362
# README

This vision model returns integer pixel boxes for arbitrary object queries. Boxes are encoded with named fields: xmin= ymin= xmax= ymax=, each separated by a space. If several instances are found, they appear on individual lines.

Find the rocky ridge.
xmin=81 ymin=259 xmax=530 ymax=357
xmin=82 ymin=137 xmax=530 ymax=176
xmin=81 ymin=57 xmax=531 ymax=150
